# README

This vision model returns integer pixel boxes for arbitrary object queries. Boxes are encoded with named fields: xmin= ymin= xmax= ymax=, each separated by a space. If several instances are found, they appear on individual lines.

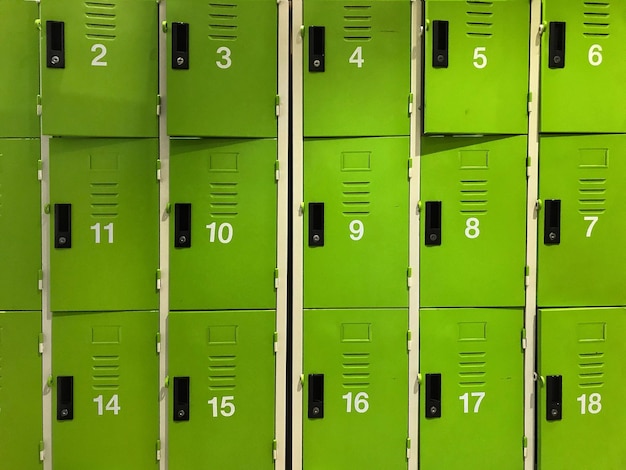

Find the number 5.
xmin=584 ymin=216 xmax=598 ymax=237
xmin=473 ymin=47 xmax=487 ymax=69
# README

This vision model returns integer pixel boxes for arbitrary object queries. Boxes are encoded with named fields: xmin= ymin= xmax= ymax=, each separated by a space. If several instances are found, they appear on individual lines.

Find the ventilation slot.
xmin=460 ymin=180 xmax=488 ymax=215
xmin=208 ymin=355 xmax=237 ymax=391
xmin=583 ymin=1 xmax=610 ymax=37
xmin=85 ymin=1 xmax=117 ymax=40
xmin=90 ymin=182 xmax=119 ymax=218
xmin=466 ymin=1 xmax=493 ymax=37
xmin=342 ymin=182 xmax=371 ymax=216
xmin=458 ymin=351 xmax=487 ymax=387
xmin=209 ymin=182 xmax=238 ymax=218
xmin=209 ymin=3 xmax=238 ymax=40
xmin=344 ymin=5 xmax=372 ymax=41
xmin=342 ymin=353 xmax=371 ymax=388
xmin=92 ymin=355 xmax=120 ymax=391
xmin=578 ymin=352 xmax=605 ymax=388
xmin=578 ymin=178 xmax=606 ymax=215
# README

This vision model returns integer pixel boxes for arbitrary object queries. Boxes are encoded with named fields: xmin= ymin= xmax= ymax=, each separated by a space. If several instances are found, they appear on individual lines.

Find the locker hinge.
xmin=406 ymin=438 xmax=411 ymax=459
xmin=407 ymin=330 xmax=412 ymax=352
xmin=274 ymin=268 xmax=279 ymax=289
xmin=34 ymin=18 xmax=41 ymax=30
xmin=527 ymin=92 xmax=532 ymax=114
xmin=299 ymin=202 xmax=305 ymax=215
xmin=156 ymin=269 xmax=162 ymax=290
xmin=162 ymin=21 xmax=168 ymax=33
xmin=38 ymin=333 xmax=44 ymax=354
xmin=523 ymin=436 xmax=528 ymax=458
xmin=44 ymin=204 xmax=51 ymax=214
xmin=275 ymin=160 xmax=280 ymax=181
xmin=165 ymin=376 xmax=170 ymax=388
xmin=538 ymin=23 xmax=546 ymax=36
xmin=272 ymin=439 xmax=278 ymax=460
xmin=156 ymin=440 xmax=162 ymax=461
xmin=157 ymin=159 xmax=162 ymax=181
xmin=37 ymin=160 xmax=43 ymax=181
xmin=39 ymin=441 xmax=44 ymax=462
xmin=157 ymin=95 xmax=162 ymax=116
xmin=38 ymin=270 xmax=43 ymax=291
xmin=275 ymin=95 xmax=281 ymax=117
xmin=408 ymin=158 xmax=413 ymax=179
xmin=521 ymin=328 xmax=527 ymax=350
xmin=407 ymin=267 xmax=412 ymax=287
xmin=526 ymin=157 xmax=531 ymax=177
xmin=156 ymin=332 xmax=161 ymax=354
xmin=408 ymin=93 xmax=414 ymax=115
xmin=417 ymin=200 xmax=422 ymax=214
xmin=273 ymin=332 xmax=279 ymax=353
xmin=37 ymin=95 xmax=42 ymax=116
xmin=525 ymin=265 xmax=530 ymax=288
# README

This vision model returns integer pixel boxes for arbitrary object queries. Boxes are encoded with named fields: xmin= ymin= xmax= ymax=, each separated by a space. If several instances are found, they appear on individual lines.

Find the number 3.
xmin=216 ymin=47 xmax=232 ymax=69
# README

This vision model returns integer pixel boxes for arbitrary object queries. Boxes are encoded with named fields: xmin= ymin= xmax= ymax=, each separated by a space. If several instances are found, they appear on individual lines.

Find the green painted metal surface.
xmin=538 ymin=307 xmax=626 ymax=469
xmin=420 ymin=136 xmax=527 ymax=308
xmin=538 ymin=135 xmax=626 ymax=308
xmin=419 ymin=308 xmax=524 ymax=469
xmin=166 ymin=0 xmax=278 ymax=137
xmin=49 ymin=138 xmax=159 ymax=312
xmin=52 ymin=311 xmax=159 ymax=470
xmin=424 ymin=0 xmax=529 ymax=135
xmin=40 ymin=0 xmax=158 ymax=137
xmin=0 ymin=311 xmax=42 ymax=470
xmin=304 ymin=137 xmax=409 ymax=309
xmin=303 ymin=0 xmax=411 ymax=137
xmin=303 ymin=309 xmax=408 ymax=469
xmin=0 ymin=139 xmax=41 ymax=310
xmin=0 ymin=0 xmax=39 ymax=138
xmin=169 ymin=139 xmax=277 ymax=310
xmin=168 ymin=310 xmax=276 ymax=469
xmin=541 ymin=1 xmax=626 ymax=133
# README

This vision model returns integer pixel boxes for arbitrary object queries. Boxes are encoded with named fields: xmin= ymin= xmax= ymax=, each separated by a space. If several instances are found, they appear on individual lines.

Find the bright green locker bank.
xmin=40 ymin=0 xmax=158 ymax=137
xmin=169 ymin=139 xmax=277 ymax=310
xmin=423 ymin=0 xmax=529 ymax=135
xmin=166 ymin=0 xmax=278 ymax=137
xmin=538 ymin=307 xmax=626 ymax=469
xmin=0 ymin=0 xmax=39 ymax=138
xmin=541 ymin=1 xmax=626 ymax=133
xmin=168 ymin=310 xmax=276 ymax=469
xmin=419 ymin=308 xmax=524 ymax=469
xmin=303 ymin=137 xmax=409 ymax=309
xmin=538 ymin=135 xmax=626 ymax=308
xmin=420 ymin=136 xmax=527 ymax=308
xmin=303 ymin=309 xmax=408 ymax=469
xmin=0 ymin=311 xmax=42 ymax=470
xmin=303 ymin=0 xmax=411 ymax=137
xmin=49 ymin=138 xmax=159 ymax=312
xmin=52 ymin=311 xmax=159 ymax=470
xmin=0 ymin=139 xmax=41 ymax=310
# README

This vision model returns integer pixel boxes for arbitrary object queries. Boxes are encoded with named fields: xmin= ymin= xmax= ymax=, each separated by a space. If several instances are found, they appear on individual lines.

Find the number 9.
xmin=349 ymin=220 xmax=364 ymax=241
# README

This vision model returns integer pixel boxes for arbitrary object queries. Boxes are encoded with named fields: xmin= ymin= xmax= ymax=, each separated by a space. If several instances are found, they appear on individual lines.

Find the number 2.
xmin=91 ymin=44 xmax=108 ymax=67
xmin=584 ymin=216 xmax=598 ymax=237
xmin=349 ymin=46 xmax=364 ymax=68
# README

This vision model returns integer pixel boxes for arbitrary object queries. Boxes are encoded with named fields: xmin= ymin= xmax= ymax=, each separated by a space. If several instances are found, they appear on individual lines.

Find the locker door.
xmin=41 ymin=0 xmax=158 ymax=137
xmin=419 ymin=308 xmax=524 ymax=470
xmin=541 ymin=1 xmax=626 ymax=133
xmin=0 ymin=139 xmax=41 ymax=310
xmin=303 ymin=137 xmax=409 ymax=309
xmin=49 ymin=138 xmax=159 ymax=312
xmin=303 ymin=0 xmax=411 ymax=137
xmin=169 ymin=139 xmax=277 ymax=310
xmin=52 ymin=311 xmax=159 ymax=470
xmin=538 ymin=135 xmax=626 ymax=307
xmin=0 ymin=312 xmax=42 ymax=470
xmin=420 ymin=136 xmax=527 ymax=308
xmin=168 ymin=310 xmax=276 ymax=469
xmin=423 ymin=0 xmax=529 ymax=134
xmin=166 ymin=0 xmax=278 ymax=137
xmin=303 ymin=309 xmax=408 ymax=469
xmin=538 ymin=307 xmax=626 ymax=469
xmin=0 ymin=0 xmax=39 ymax=138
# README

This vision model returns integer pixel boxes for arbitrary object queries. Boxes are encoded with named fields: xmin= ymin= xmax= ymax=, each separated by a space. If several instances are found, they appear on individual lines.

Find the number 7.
xmin=584 ymin=216 xmax=598 ymax=238
xmin=471 ymin=392 xmax=485 ymax=413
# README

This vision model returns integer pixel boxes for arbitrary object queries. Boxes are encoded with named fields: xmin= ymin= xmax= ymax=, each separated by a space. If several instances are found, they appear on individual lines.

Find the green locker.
xmin=538 ymin=307 xmax=626 ymax=469
xmin=166 ymin=0 xmax=278 ymax=137
xmin=538 ymin=135 xmax=626 ymax=308
xmin=303 ymin=309 xmax=408 ymax=469
xmin=49 ymin=138 xmax=159 ymax=312
xmin=52 ymin=311 xmax=159 ymax=470
xmin=170 ymin=139 xmax=277 ymax=310
xmin=423 ymin=0 xmax=529 ymax=135
xmin=420 ymin=136 xmax=527 ymax=308
xmin=0 ymin=0 xmax=39 ymax=138
xmin=304 ymin=137 xmax=409 ymax=309
xmin=303 ymin=0 xmax=411 ymax=137
xmin=419 ymin=308 xmax=524 ymax=469
xmin=168 ymin=310 xmax=276 ymax=469
xmin=0 ymin=311 xmax=42 ymax=470
xmin=0 ymin=139 xmax=41 ymax=310
xmin=40 ymin=0 xmax=158 ymax=137
xmin=541 ymin=1 xmax=626 ymax=133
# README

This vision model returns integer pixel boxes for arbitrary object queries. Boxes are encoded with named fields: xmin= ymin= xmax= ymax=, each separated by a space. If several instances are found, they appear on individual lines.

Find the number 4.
xmin=349 ymin=47 xmax=364 ymax=68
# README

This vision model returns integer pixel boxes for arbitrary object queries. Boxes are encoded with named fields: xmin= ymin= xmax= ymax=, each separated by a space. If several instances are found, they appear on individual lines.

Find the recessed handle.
xmin=172 ymin=22 xmax=189 ymax=70
xmin=46 ymin=21 xmax=65 ymax=68
xmin=308 ymin=203 xmax=324 ymax=247
xmin=309 ymin=26 xmax=325 ymax=72
xmin=174 ymin=203 xmax=191 ymax=248
xmin=308 ymin=374 xmax=324 ymax=419
xmin=57 ymin=376 xmax=74 ymax=420
xmin=425 ymin=201 xmax=442 ymax=246
xmin=54 ymin=204 xmax=72 ymax=249
xmin=544 ymin=199 xmax=561 ymax=245
xmin=548 ymin=22 xmax=566 ymax=69
xmin=173 ymin=377 xmax=190 ymax=421
xmin=546 ymin=375 xmax=562 ymax=421
xmin=425 ymin=373 xmax=441 ymax=418
xmin=432 ymin=20 xmax=449 ymax=68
